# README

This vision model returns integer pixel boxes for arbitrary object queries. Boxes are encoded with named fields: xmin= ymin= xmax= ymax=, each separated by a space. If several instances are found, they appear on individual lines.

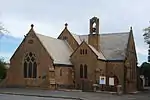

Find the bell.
xmin=92 ymin=28 xmax=96 ymax=32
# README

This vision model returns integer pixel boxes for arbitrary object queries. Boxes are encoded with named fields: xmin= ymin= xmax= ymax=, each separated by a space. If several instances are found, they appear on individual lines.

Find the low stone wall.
xmin=57 ymin=84 xmax=74 ymax=89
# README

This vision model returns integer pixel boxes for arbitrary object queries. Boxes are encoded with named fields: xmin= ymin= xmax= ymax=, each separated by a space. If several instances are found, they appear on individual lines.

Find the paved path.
xmin=0 ymin=88 xmax=150 ymax=100
xmin=0 ymin=94 xmax=71 ymax=100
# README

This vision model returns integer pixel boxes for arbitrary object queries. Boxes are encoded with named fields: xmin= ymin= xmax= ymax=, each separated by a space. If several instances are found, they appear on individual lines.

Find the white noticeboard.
xmin=99 ymin=76 xmax=106 ymax=85
xmin=109 ymin=77 xmax=114 ymax=86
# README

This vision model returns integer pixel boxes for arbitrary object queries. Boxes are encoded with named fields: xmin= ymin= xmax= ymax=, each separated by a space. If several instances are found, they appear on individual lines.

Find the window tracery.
xmin=24 ymin=52 xmax=37 ymax=78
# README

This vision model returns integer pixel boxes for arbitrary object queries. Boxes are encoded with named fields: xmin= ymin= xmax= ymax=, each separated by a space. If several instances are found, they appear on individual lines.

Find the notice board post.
xmin=99 ymin=76 xmax=106 ymax=91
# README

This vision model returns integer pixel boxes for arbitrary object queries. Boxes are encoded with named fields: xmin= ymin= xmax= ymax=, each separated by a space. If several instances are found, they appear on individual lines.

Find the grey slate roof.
xmin=72 ymin=32 xmax=130 ymax=60
xmin=36 ymin=34 xmax=73 ymax=65
xmin=35 ymin=31 xmax=129 ymax=65
xmin=100 ymin=33 xmax=129 ymax=60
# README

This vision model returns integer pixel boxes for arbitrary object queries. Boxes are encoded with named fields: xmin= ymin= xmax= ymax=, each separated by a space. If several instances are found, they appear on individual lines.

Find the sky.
xmin=0 ymin=0 xmax=149 ymax=66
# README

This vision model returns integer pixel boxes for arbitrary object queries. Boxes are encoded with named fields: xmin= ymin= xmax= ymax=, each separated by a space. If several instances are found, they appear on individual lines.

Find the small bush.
xmin=0 ymin=58 xmax=7 ymax=79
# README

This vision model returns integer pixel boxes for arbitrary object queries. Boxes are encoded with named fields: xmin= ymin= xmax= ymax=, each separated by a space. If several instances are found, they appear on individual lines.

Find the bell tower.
xmin=88 ymin=17 xmax=100 ymax=51
xmin=90 ymin=17 xmax=99 ymax=34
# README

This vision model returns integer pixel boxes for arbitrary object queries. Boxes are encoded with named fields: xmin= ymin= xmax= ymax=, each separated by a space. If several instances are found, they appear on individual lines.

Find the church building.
xmin=3 ymin=17 xmax=137 ymax=93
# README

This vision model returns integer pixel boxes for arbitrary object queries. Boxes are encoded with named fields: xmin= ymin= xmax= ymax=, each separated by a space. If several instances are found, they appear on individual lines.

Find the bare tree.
xmin=143 ymin=23 xmax=150 ymax=62
xmin=143 ymin=26 xmax=150 ymax=44
xmin=0 ymin=22 xmax=8 ymax=38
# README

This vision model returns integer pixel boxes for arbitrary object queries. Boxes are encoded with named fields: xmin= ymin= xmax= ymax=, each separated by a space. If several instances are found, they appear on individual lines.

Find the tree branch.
xmin=0 ymin=22 xmax=9 ymax=38
xmin=143 ymin=25 xmax=150 ymax=44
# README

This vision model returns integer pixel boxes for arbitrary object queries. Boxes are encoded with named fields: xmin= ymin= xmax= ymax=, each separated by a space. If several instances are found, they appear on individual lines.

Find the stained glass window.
xmin=84 ymin=65 xmax=87 ymax=78
xmin=28 ymin=62 xmax=32 ymax=78
xmin=33 ymin=62 xmax=37 ymax=78
xmin=24 ymin=62 xmax=28 ymax=78
xmin=80 ymin=64 xmax=83 ymax=78
xmin=24 ymin=52 xmax=37 ymax=78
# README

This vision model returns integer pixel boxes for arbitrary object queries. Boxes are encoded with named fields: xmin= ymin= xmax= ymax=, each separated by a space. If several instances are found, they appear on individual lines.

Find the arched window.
xmin=60 ymin=69 xmax=62 ymax=76
xmin=80 ymin=64 xmax=83 ymax=78
xmin=80 ymin=49 xmax=87 ymax=55
xmin=92 ymin=22 xmax=96 ymax=29
xmin=28 ymin=62 xmax=32 ymax=78
xmin=80 ymin=49 xmax=82 ymax=54
xmin=84 ymin=65 xmax=87 ymax=78
xmin=24 ymin=61 xmax=28 ymax=78
xmin=82 ymin=49 xmax=84 ymax=54
xmin=92 ymin=22 xmax=96 ymax=33
xmin=85 ymin=49 xmax=87 ymax=54
xmin=24 ymin=52 xmax=37 ymax=78
xmin=63 ymin=36 xmax=68 ymax=40
xmin=80 ymin=64 xmax=88 ymax=79
xmin=33 ymin=62 xmax=37 ymax=78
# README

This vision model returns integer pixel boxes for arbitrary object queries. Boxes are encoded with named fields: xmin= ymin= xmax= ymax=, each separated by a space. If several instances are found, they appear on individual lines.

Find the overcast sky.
xmin=0 ymin=0 xmax=150 ymax=65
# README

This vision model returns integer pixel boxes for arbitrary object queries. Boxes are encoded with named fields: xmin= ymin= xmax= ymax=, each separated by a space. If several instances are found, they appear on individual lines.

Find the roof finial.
xmin=65 ymin=23 xmax=68 ymax=28
xmin=31 ymin=24 xmax=34 ymax=28
xmin=130 ymin=26 xmax=132 ymax=31
xmin=130 ymin=26 xmax=133 ymax=33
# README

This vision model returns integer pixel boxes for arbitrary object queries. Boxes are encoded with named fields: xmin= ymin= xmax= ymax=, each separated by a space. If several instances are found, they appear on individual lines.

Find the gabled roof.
xmin=36 ymin=34 xmax=73 ymax=65
xmin=71 ymin=32 xmax=130 ymax=61
xmin=70 ymin=40 xmax=106 ymax=60
xmin=12 ymin=24 xmax=130 ymax=65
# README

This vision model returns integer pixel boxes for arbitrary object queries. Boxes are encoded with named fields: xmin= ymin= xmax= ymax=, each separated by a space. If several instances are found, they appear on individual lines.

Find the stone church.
xmin=4 ymin=17 xmax=137 ymax=93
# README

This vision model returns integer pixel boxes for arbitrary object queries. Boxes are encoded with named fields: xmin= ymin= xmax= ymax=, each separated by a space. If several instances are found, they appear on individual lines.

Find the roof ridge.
xmin=36 ymin=33 xmax=55 ymax=38
xmin=77 ymin=32 xmax=129 ymax=36
xmin=101 ymin=32 xmax=130 ymax=35
xmin=36 ymin=33 xmax=64 ymax=41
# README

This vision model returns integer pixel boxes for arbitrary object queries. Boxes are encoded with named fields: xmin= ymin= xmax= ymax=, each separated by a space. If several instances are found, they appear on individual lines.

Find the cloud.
xmin=1 ymin=17 xmax=64 ymax=38
xmin=0 ymin=0 xmax=150 ymax=64
xmin=136 ymin=45 xmax=148 ymax=56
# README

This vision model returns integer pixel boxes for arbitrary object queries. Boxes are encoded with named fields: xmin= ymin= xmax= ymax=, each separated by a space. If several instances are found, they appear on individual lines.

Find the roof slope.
xmin=72 ymin=32 xmax=130 ymax=60
xmin=88 ymin=45 xmax=106 ymax=60
xmin=100 ymin=33 xmax=129 ymax=60
xmin=36 ymin=34 xmax=73 ymax=65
